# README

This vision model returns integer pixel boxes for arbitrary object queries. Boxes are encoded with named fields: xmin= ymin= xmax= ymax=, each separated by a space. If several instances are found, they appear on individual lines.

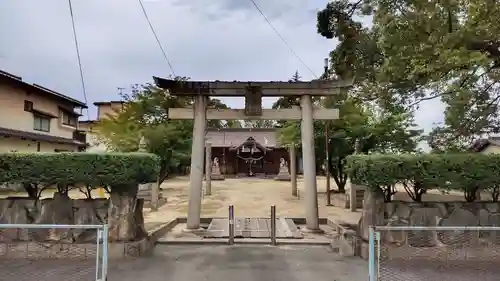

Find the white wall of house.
xmin=79 ymin=102 xmax=124 ymax=152
xmin=0 ymin=137 xmax=79 ymax=153
xmin=97 ymin=102 xmax=124 ymax=120
xmin=0 ymin=84 xmax=79 ymax=139
xmin=78 ymin=122 xmax=109 ymax=152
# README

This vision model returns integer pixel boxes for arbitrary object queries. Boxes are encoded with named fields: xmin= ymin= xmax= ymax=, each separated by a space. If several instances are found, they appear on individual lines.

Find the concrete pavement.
xmin=107 ymin=245 xmax=369 ymax=281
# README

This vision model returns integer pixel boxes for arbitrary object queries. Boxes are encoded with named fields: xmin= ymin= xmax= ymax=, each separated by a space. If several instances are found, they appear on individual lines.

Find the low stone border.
xmin=152 ymin=217 xmax=345 ymax=247
xmin=0 ymin=238 xmax=152 ymax=260
xmin=0 ymin=217 xmax=354 ymax=260
xmin=0 ymin=219 xmax=180 ymax=260
xmin=148 ymin=219 xmax=179 ymax=243
xmin=331 ymin=193 xmax=350 ymax=209
xmin=326 ymin=219 xmax=360 ymax=257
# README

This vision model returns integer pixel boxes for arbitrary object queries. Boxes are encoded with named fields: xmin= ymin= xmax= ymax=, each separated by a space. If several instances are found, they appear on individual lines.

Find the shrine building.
xmin=205 ymin=128 xmax=290 ymax=177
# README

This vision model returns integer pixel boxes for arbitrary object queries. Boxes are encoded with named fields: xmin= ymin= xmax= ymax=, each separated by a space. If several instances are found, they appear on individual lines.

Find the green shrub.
xmin=346 ymin=153 xmax=500 ymax=202
xmin=0 ymin=152 xmax=160 ymax=186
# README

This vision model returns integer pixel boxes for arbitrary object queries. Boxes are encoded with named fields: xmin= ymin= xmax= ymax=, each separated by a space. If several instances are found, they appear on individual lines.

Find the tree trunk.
xmin=330 ymin=157 xmax=347 ymax=193
xmin=107 ymin=184 xmax=147 ymax=241
xmin=464 ymin=186 xmax=478 ymax=202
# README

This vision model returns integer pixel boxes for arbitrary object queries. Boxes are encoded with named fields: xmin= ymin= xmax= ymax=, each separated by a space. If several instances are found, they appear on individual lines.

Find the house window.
xmin=33 ymin=115 xmax=50 ymax=132
xmin=61 ymin=110 xmax=77 ymax=127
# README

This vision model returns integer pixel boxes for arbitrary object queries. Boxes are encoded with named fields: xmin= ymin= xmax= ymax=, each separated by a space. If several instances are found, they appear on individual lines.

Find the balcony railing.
xmin=72 ymin=130 xmax=87 ymax=143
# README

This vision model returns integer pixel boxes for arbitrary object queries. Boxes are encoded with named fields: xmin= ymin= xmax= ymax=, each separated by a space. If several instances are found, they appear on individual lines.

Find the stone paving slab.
xmin=157 ymin=222 xmax=336 ymax=245
xmin=205 ymin=217 xmax=302 ymax=238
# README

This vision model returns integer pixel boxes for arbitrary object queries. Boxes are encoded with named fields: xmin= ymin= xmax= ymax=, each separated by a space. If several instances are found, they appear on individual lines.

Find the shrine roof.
xmin=153 ymin=77 xmax=352 ymax=96
xmin=205 ymin=128 xmax=280 ymax=148
xmin=206 ymin=128 xmax=277 ymax=132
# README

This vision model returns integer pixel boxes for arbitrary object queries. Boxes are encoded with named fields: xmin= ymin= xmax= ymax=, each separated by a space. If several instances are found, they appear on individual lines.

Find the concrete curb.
xmin=156 ymin=239 xmax=332 ymax=246
xmin=327 ymin=219 xmax=360 ymax=257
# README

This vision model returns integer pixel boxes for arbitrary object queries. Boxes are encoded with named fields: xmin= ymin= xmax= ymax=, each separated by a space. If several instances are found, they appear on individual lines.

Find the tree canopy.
xmin=316 ymin=0 xmax=500 ymax=152
xmin=276 ymin=68 xmax=422 ymax=192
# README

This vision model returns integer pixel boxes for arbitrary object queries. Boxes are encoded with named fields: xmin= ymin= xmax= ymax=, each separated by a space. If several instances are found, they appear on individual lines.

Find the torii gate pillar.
xmin=186 ymin=94 xmax=207 ymax=230
xmin=300 ymin=94 xmax=319 ymax=230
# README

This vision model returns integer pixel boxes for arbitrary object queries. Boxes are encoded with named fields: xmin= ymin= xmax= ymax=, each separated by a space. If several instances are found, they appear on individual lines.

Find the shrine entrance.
xmin=205 ymin=128 xmax=286 ymax=177
xmin=234 ymin=137 xmax=267 ymax=177
xmin=153 ymin=77 xmax=351 ymax=232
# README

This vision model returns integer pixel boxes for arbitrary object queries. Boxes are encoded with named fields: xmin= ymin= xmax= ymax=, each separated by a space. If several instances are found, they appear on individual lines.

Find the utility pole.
xmin=323 ymin=57 xmax=332 ymax=206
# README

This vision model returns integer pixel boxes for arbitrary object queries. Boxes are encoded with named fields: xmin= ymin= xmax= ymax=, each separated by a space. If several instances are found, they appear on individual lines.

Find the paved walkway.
xmin=144 ymin=176 xmax=362 ymax=228
xmin=0 ymin=245 xmax=367 ymax=281
xmin=107 ymin=245 xmax=368 ymax=281
xmin=4 ymin=245 xmax=498 ymax=281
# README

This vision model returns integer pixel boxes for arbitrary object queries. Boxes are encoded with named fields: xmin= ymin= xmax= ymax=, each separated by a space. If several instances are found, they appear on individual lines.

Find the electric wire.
xmin=248 ymin=0 xmax=318 ymax=79
xmin=137 ymin=0 xmax=176 ymax=76
xmin=67 ymin=0 xmax=90 ymax=120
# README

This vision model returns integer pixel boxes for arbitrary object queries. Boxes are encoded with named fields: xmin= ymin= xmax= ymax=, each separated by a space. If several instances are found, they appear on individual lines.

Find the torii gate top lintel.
xmin=153 ymin=76 xmax=352 ymax=97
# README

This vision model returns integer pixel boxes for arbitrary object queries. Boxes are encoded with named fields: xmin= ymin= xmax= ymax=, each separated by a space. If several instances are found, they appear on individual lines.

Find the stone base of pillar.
xmin=300 ymin=226 xmax=325 ymax=234
xmin=275 ymin=161 xmax=291 ymax=181
xmin=211 ymin=164 xmax=225 ymax=180
xmin=274 ymin=172 xmax=291 ymax=181
xmin=211 ymin=173 xmax=225 ymax=180
xmin=182 ymin=227 xmax=206 ymax=233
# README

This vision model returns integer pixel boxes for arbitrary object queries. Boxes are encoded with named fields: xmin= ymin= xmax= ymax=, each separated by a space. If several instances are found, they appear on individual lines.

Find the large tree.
xmin=276 ymin=1 xmax=431 ymax=192
xmin=317 ymin=0 xmax=500 ymax=152
xmin=94 ymin=81 xmax=231 ymax=183
xmin=278 ymin=89 xmax=421 ymax=192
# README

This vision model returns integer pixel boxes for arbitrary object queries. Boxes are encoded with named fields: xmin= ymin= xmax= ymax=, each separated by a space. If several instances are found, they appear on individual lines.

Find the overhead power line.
xmin=248 ymin=0 xmax=318 ymax=79
xmin=67 ymin=0 xmax=90 ymax=120
xmin=137 ymin=0 xmax=176 ymax=76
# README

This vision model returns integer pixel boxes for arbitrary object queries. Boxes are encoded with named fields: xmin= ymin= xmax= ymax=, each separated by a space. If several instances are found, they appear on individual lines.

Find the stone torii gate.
xmin=153 ymin=77 xmax=351 ymax=232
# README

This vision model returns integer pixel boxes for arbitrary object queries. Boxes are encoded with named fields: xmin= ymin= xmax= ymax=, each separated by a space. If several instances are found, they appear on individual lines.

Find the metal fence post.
xmin=270 ymin=205 xmax=277 ymax=246
xmin=228 ymin=205 xmax=234 ymax=245
xmin=95 ymin=228 xmax=101 ymax=281
xmin=368 ymin=227 xmax=376 ymax=281
xmin=102 ymin=224 xmax=109 ymax=281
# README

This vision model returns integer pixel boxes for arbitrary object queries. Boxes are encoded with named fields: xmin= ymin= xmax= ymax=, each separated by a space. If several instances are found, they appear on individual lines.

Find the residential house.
xmin=78 ymin=101 xmax=125 ymax=152
xmin=0 ymin=70 xmax=87 ymax=152
xmin=94 ymin=101 xmax=125 ymax=120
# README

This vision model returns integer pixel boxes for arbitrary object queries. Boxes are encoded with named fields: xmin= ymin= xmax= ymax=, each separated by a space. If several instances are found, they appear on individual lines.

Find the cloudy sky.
xmin=0 ymin=0 xmax=444 ymax=138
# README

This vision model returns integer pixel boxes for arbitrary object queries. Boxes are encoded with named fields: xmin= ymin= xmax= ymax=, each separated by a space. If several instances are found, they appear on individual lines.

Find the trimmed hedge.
xmin=0 ymin=152 xmax=160 ymax=186
xmin=346 ymin=153 xmax=500 ymax=195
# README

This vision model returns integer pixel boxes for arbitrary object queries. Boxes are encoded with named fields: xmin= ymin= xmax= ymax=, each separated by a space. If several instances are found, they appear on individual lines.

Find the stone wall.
xmin=0 ymin=192 xmax=147 ymax=242
xmin=381 ymin=201 xmax=500 ymax=247
xmin=357 ymin=189 xmax=500 ymax=259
